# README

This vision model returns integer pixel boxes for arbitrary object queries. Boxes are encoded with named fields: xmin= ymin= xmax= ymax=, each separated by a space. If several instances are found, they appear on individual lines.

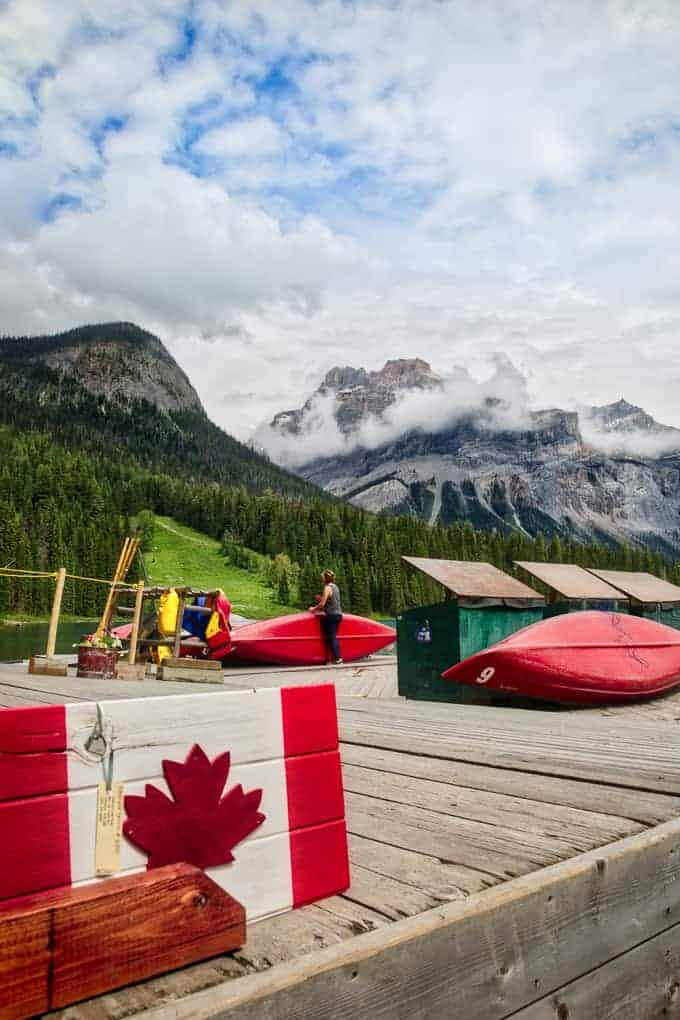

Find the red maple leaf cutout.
xmin=123 ymin=744 xmax=265 ymax=870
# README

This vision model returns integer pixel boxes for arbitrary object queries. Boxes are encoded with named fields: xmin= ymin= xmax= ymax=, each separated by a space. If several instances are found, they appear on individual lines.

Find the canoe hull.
xmin=228 ymin=612 xmax=395 ymax=666
xmin=442 ymin=611 xmax=680 ymax=704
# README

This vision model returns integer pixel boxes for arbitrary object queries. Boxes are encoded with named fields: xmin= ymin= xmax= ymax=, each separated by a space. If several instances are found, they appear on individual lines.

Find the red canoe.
xmin=442 ymin=611 xmax=680 ymax=705
xmin=228 ymin=612 xmax=395 ymax=666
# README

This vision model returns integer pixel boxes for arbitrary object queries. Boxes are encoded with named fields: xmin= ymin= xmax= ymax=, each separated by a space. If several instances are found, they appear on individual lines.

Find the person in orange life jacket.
xmin=309 ymin=569 xmax=343 ymax=664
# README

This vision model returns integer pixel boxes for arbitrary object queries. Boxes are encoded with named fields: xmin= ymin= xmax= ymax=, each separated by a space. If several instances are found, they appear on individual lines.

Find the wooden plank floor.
xmin=1 ymin=663 xmax=680 ymax=1018
xmin=0 ymin=655 xmax=399 ymax=704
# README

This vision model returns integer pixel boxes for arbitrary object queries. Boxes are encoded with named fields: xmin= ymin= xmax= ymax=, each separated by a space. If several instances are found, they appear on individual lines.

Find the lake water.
xmin=0 ymin=620 xmax=95 ymax=661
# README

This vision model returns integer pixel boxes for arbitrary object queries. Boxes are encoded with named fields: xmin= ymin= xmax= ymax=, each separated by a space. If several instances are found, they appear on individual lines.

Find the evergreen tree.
xmin=277 ymin=572 xmax=291 ymax=605
xmin=351 ymin=562 xmax=372 ymax=616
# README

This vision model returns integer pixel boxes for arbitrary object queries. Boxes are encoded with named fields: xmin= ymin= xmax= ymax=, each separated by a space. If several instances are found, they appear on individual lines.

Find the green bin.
xmin=581 ymin=570 xmax=680 ymax=631
xmin=543 ymin=598 xmax=629 ymax=619
xmin=629 ymin=602 xmax=680 ymax=629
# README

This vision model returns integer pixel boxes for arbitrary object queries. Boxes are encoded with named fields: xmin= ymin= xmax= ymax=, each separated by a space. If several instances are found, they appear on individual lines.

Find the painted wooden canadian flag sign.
xmin=0 ymin=684 xmax=349 ymax=921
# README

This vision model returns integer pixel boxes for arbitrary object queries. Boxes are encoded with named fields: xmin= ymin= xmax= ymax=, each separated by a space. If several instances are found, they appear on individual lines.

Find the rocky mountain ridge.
xmin=0 ymin=322 xmax=322 ymax=500
xmin=0 ymin=322 xmax=202 ymax=414
xmin=265 ymin=359 xmax=680 ymax=553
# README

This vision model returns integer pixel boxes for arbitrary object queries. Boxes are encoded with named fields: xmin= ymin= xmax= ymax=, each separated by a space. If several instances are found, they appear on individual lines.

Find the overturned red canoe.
xmin=228 ymin=612 xmax=396 ymax=666
xmin=442 ymin=611 xmax=680 ymax=705
xmin=111 ymin=614 xmax=395 ymax=666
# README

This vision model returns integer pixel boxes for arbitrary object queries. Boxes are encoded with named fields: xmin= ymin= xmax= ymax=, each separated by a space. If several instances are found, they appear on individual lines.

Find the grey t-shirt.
xmin=324 ymin=582 xmax=342 ymax=615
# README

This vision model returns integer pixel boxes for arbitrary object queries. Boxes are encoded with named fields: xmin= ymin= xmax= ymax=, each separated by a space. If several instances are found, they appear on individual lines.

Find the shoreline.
xmin=0 ymin=615 xmax=99 ymax=626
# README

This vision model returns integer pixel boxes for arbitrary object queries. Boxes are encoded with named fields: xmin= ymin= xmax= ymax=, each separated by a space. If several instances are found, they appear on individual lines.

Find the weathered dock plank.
xmin=341 ymin=742 xmax=680 ymax=825
xmin=346 ymin=792 xmax=606 ymax=878
xmin=342 ymin=762 xmax=643 ymax=841
xmin=346 ymin=833 xmax=491 ymax=899
xmin=513 ymin=921 xmax=680 ymax=1019
xmin=338 ymin=697 xmax=680 ymax=793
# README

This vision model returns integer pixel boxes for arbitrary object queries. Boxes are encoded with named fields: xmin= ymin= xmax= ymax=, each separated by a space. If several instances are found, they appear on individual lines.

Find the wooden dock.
xmin=2 ymin=659 xmax=680 ymax=1018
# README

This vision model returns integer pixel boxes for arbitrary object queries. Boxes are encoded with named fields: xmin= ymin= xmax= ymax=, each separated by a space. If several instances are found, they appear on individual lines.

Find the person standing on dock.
xmin=310 ymin=570 xmax=343 ymax=664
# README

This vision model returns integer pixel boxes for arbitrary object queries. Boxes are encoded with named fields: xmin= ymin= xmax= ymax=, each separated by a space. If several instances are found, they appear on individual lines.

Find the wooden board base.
xmin=116 ymin=663 xmax=148 ymax=681
xmin=28 ymin=656 xmax=67 ymax=677
xmin=159 ymin=664 xmax=224 ymax=684
xmin=0 ymin=863 xmax=245 ymax=1017
xmin=166 ymin=657 xmax=222 ymax=671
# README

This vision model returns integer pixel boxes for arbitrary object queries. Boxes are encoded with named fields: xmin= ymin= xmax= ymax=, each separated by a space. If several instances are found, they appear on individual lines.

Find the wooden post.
xmin=94 ymin=538 xmax=140 ymax=641
xmin=95 ymin=538 xmax=130 ymax=640
xmin=46 ymin=567 xmax=66 ymax=658
xmin=127 ymin=584 xmax=145 ymax=666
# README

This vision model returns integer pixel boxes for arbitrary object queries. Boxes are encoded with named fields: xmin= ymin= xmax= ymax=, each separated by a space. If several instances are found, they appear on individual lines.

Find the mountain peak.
xmin=321 ymin=365 xmax=370 ymax=391
xmin=588 ymin=398 xmax=671 ymax=435
xmin=0 ymin=321 xmax=202 ymax=414
xmin=378 ymin=357 xmax=441 ymax=387
xmin=272 ymin=356 xmax=442 ymax=436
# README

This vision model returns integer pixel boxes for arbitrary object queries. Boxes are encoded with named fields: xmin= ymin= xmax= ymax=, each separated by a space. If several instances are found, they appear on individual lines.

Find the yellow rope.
xmin=0 ymin=568 xmax=57 ymax=578
xmin=65 ymin=573 xmax=130 ymax=586
xmin=0 ymin=568 xmax=142 ymax=587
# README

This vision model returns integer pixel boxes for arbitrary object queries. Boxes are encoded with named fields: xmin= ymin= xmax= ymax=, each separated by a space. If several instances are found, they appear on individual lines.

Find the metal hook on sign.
xmin=85 ymin=703 xmax=115 ymax=790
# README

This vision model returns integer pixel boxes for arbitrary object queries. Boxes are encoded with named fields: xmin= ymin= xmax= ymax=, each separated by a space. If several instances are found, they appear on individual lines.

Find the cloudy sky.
xmin=2 ymin=0 xmax=680 ymax=441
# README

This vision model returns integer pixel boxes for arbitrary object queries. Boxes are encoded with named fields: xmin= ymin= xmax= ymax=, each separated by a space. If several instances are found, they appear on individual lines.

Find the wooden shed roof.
xmin=587 ymin=570 xmax=680 ymax=604
xmin=515 ymin=562 xmax=628 ymax=601
xmin=402 ymin=557 xmax=542 ymax=601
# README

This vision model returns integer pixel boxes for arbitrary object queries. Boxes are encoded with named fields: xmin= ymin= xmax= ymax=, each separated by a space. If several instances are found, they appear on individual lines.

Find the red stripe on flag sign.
xmin=280 ymin=685 xmax=339 ymax=757
xmin=0 ymin=792 xmax=71 ymax=900
xmin=0 ymin=704 xmax=67 ymax=753
xmin=0 ymin=750 xmax=68 ymax=802
xmin=285 ymin=750 xmax=345 ymax=831
xmin=0 ymin=705 xmax=69 ymax=802
xmin=289 ymin=819 xmax=350 ymax=908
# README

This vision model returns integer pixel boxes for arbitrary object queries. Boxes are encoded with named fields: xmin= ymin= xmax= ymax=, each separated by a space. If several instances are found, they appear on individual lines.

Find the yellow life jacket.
xmin=156 ymin=588 xmax=179 ymax=663
xmin=158 ymin=588 xmax=179 ymax=634
xmin=205 ymin=611 xmax=221 ymax=640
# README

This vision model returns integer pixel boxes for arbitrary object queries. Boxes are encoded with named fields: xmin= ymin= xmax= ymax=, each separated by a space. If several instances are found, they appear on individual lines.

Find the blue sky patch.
xmin=159 ymin=11 xmax=198 ymax=73
xmin=90 ymin=114 xmax=129 ymax=157
xmin=41 ymin=193 xmax=83 ymax=223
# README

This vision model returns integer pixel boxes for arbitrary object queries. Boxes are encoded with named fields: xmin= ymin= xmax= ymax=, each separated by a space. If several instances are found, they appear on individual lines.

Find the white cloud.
xmin=254 ymin=353 xmax=535 ymax=468
xmin=1 ymin=0 xmax=680 ymax=443
xmin=34 ymin=156 xmax=354 ymax=322
xmin=196 ymin=116 xmax=285 ymax=159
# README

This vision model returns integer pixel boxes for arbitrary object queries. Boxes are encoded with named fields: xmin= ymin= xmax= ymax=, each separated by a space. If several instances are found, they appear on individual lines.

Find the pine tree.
xmin=278 ymin=572 xmax=291 ymax=605
xmin=351 ymin=561 xmax=372 ymax=617
xmin=299 ymin=557 xmax=321 ymax=608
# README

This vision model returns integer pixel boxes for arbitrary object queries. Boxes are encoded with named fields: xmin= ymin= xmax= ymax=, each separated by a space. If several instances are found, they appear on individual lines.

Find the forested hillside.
xmin=0 ymin=323 xmax=322 ymax=499
xmin=1 ymin=425 xmax=676 ymax=620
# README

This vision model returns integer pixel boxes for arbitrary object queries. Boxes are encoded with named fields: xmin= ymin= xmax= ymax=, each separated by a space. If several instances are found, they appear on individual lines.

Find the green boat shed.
xmin=515 ymin=561 xmax=629 ymax=618
xmin=587 ymin=569 xmax=680 ymax=630
xmin=398 ymin=557 xmax=544 ymax=703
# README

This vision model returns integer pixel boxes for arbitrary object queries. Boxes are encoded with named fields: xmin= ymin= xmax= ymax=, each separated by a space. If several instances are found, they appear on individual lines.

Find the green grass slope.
xmin=145 ymin=517 xmax=297 ymax=619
